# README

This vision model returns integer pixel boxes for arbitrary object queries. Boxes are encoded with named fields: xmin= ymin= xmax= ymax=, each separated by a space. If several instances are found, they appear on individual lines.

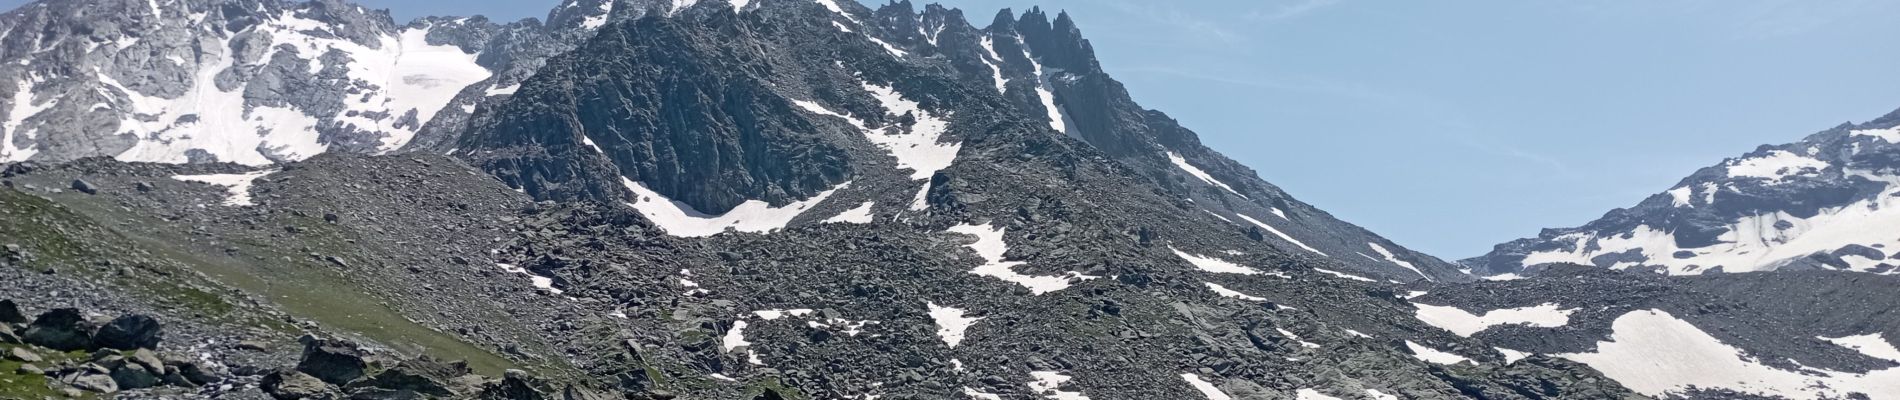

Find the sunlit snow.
xmin=1312 ymin=268 xmax=1373 ymax=282
xmin=1413 ymin=303 xmax=1576 ymax=337
xmin=977 ymin=36 xmax=1010 ymax=93
xmin=1522 ymin=171 xmax=1900 ymax=275
xmin=1167 ymin=151 xmax=1244 ymax=197
xmin=1179 ymin=374 xmax=1232 ymax=400
xmin=1405 ymin=341 xmax=1472 ymax=365
xmin=1821 ymin=333 xmax=1900 ymax=363
xmin=1235 ymin=214 xmax=1326 ymax=256
xmin=172 ymin=170 xmax=279 ymax=206
xmin=927 ymin=302 xmax=982 ymax=348
xmin=1366 ymin=242 xmax=1427 ymax=280
xmin=1170 ymin=246 xmax=1260 ymax=274
xmin=1203 ymin=282 xmax=1266 ymax=302
xmin=1558 ymin=310 xmax=1900 ymax=399
xmin=1724 ymin=150 xmax=1829 ymax=183
xmin=622 ymin=177 xmax=849 ymax=237
xmin=1027 ymin=371 xmax=1090 ymax=400
xmin=947 ymin=223 xmax=1099 ymax=295
xmin=824 ymin=202 xmax=876 ymax=224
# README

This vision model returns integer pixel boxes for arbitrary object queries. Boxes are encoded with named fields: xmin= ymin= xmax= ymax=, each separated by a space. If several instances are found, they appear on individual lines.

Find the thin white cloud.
xmin=1244 ymin=0 xmax=1344 ymax=21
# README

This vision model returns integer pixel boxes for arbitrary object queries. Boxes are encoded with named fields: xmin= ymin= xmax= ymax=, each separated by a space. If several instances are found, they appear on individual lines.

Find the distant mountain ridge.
xmin=1466 ymin=107 xmax=1900 ymax=277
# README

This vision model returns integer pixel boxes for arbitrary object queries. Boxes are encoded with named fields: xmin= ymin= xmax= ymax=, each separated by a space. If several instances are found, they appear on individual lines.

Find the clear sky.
xmin=8 ymin=0 xmax=1899 ymax=259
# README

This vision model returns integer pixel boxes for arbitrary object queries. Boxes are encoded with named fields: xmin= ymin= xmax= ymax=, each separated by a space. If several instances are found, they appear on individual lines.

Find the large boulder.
xmin=475 ymin=370 xmax=550 ymax=400
xmin=346 ymin=356 xmax=473 ymax=397
xmin=262 ymin=369 xmax=337 ymax=400
xmin=297 ymin=338 xmax=371 ymax=385
xmin=0 ymin=323 xmax=18 ymax=343
xmin=21 ymin=308 xmax=97 ymax=351
xmin=63 ymin=371 xmax=120 ymax=394
xmin=0 ymin=299 xmax=24 ymax=323
xmin=94 ymin=314 xmax=163 ymax=350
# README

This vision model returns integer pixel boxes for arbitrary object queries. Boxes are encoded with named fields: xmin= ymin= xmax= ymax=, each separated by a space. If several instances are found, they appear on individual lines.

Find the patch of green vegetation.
xmin=0 ymin=188 xmax=93 ymax=265
xmin=4 ymin=188 xmax=523 ymax=375
xmin=0 ymin=343 xmax=90 ymax=399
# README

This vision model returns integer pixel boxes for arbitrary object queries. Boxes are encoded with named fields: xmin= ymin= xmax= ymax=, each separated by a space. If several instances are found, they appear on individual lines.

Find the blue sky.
xmin=8 ymin=0 xmax=1899 ymax=259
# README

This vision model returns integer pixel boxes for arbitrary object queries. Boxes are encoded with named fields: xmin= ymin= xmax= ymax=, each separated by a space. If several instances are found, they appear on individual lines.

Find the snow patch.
xmin=1558 ymin=310 xmax=1900 ymax=399
xmin=1821 ymin=333 xmax=1900 ymax=363
xmin=977 ymin=36 xmax=1010 ymax=93
xmin=1204 ymin=282 xmax=1266 ymax=302
xmin=1366 ymin=242 xmax=1427 ymax=280
xmin=1179 ymin=374 xmax=1232 ymax=400
xmin=1167 ymin=151 xmax=1244 ymax=197
xmin=927 ymin=302 xmax=982 ymax=348
xmin=824 ymin=202 xmax=876 ymax=224
xmin=1026 ymin=371 xmax=1089 ymax=400
xmin=947 ymin=223 xmax=1099 ymax=295
xmin=1405 ymin=341 xmax=1472 ymax=365
xmin=622 ymin=177 xmax=848 ymax=237
xmin=1413 ymin=303 xmax=1576 ymax=337
xmin=1497 ymin=347 xmax=1531 ymax=364
xmin=1851 ymin=127 xmax=1900 ymax=144
xmin=1312 ymin=268 xmax=1373 ymax=282
xmin=495 ymin=263 xmax=564 ymax=295
xmin=1170 ymin=247 xmax=1260 ymax=274
xmin=172 ymin=170 xmax=278 ymax=206
xmin=1725 ymin=150 xmax=1829 ymax=183
xmin=1235 ymin=214 xmax=1326 ymax=256
xmin=856 ymin=82 xmax=959 ymax=179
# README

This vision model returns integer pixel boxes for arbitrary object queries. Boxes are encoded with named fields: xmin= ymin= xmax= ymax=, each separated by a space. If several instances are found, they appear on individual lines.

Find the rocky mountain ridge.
xmin=1466 ymin=107 xmax=1900 ymax=278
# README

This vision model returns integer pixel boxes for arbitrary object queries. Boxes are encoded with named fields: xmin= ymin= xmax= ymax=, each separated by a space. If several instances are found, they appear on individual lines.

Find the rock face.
xmin=1465 ymin=107 xmax=1900 ymax=277
xmin=456 ymin=0 xmax=1460 ymax=282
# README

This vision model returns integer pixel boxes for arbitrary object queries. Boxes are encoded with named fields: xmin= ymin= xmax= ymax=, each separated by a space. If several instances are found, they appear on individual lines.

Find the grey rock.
xmin=70 ymin=179 xmax=98 ymax=194
xmin=6 ymin=346 xmax=41 ymax=363
xmin=263 ymin=369 xmax=337 ymax=400
xmin=298 ymin=338 xmax=371 ymax=385
xmin=94 ymin=314 xmax=163 ymax=350
xmin=67 ymin=371 xmax=120 ymax=393
xmin=0 ymin=299 xmax=24 ymax=323
xmin=22 ymin=308 xmax=96 ymax=351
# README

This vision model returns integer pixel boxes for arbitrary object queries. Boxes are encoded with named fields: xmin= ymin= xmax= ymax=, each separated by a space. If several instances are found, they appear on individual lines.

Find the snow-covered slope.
xmin=1466 ymin=107 xmax=1900 ymax=277
xmin=0 ymin=0 xmax=678 ymax=166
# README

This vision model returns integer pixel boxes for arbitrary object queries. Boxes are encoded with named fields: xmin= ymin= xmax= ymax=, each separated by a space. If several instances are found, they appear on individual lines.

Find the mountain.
xmin=2 ymin=0 xmax=1891 ymax=399
xmin=0 ymin=0 xmax=684 ymax=166
xmin=453 ymin=0 xmax=1464 ymax=283
xmin=1465 ymin=108 xmax=1900 ymax=277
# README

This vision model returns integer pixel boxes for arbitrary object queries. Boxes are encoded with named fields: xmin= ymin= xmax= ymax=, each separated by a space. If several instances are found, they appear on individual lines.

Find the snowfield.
xmin=1558 ymin=310 xmax=1900 ymax=399
xmin=1521 ymin=171 xmax=1900 ymax=275
xmin=1412 ymin=303 xmax=1575 ymax=337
